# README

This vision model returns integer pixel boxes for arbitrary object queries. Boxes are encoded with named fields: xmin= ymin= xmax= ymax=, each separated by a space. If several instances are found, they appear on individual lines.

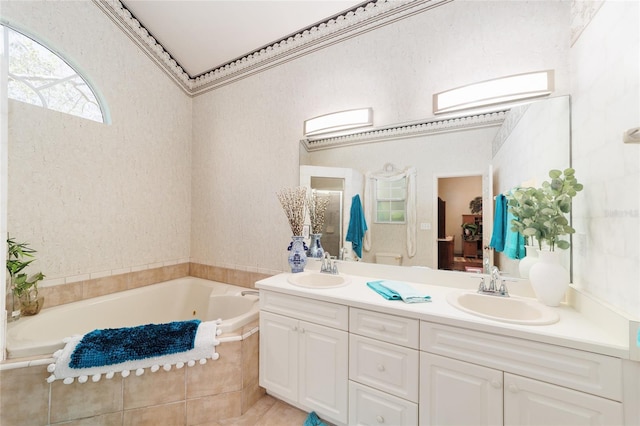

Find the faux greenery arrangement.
xmin=507 ymin=168 xmax=583 ymax=251
xmin=7 ymin=237 xmax=45 ymax=298
xmin=277 ymin=186 xmax=308 ymax=236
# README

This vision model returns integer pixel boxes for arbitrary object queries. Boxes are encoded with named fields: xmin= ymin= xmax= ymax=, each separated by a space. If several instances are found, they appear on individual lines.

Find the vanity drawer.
xmin=349 ymin=381 xmax=418 ymax=426
xmin=350 ymin=307 xmax=419 ymax=348
xmin=260 ymin=291 xmax=348 ymax=330
xmin=421 ymin=322 xmax=622 ymax=400
xmin=350 ymin=334 xmax=419 ymax=402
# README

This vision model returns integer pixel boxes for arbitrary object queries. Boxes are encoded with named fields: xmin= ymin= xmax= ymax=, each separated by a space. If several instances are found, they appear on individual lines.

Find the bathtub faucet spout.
xmin=241 ymin=290 xmax=259 ymax=297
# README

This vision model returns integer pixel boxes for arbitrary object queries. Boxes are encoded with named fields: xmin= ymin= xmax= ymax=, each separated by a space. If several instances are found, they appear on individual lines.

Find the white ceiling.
xmin=120 ymin=0 xmax=365 ymax=77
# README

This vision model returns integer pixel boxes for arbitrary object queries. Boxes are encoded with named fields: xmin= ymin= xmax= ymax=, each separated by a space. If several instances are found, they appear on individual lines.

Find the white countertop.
xmin=257 ymin=269 xmax=631 ymax=359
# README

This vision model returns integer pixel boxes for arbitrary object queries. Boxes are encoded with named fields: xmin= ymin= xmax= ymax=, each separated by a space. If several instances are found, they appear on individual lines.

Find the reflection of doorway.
xmin=315 ymin=190 xmax=343 ymax=257
xmin=437 ymin=175 xmax=482 ymax=271
xmin=310 ymin=177 xmax=344 ymax=257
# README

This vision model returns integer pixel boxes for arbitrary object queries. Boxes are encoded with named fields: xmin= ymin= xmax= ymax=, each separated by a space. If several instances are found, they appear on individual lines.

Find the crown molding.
xmin=94 ymin=0 xmax=451 ymax=96
xmin=301 ymin=110 xmax=508 ymax=152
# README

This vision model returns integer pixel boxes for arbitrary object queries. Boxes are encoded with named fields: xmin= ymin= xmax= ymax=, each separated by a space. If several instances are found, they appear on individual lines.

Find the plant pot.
xmin=528 ymin=250 xmax=569 ymax=307
xmin=19 ymin=291 xmax=45 ymax=316
xmin=518 ymin=245 xmax=539 ymax=279
xmin=5 ymin=278 xmax=21 ymax=322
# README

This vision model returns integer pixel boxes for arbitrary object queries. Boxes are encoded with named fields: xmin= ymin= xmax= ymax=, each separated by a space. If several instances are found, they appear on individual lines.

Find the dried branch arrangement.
xmin=308 ymin=191 xmax=330 ymax=234
xmin=277 ymin=186 xmax=308 ymax=236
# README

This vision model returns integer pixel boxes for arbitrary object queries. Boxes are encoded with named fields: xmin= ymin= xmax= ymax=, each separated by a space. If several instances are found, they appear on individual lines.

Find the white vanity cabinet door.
xmin=503 ymin=373 xmax=623 ymax=426
xmin=259 ymin=311 xmax=299 ymax=402
xmin=259 ymin=310 xmax=349 ymax=425
xmin=419 ymin=352 xmax=503 ymax=426
xmin=299 ymin=320 xmax=349 ymax=425
xmin=349 ymin=381 xmax=418 ymax=426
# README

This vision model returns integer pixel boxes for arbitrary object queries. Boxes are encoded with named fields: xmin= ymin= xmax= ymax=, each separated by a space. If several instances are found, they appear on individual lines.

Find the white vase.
xmin=518 ymin=245 xmax=539 ymax=279
xmin=528 ymin=250 xmax=569 ymax=306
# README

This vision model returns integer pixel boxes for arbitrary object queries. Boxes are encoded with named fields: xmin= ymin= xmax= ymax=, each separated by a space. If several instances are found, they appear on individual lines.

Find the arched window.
xmin=2 ymin=25 xmax=106 ymax=123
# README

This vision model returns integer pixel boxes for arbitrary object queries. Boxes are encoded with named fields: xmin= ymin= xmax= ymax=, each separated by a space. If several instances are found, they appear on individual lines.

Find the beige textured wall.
xmin=190 ymin=0 xmax=571 ymax=273
xmin=4 ymin=1 xmax=192 ymax=284
xmin=3 ymin=0 xmax=636 ymax=317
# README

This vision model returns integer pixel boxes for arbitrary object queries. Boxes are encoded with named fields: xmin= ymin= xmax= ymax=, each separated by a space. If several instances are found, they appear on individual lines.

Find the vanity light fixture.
xmin=433 ymin=70 xmax=554 ymax=115
xmin=304 ymin=108 xmax=373 ymax=137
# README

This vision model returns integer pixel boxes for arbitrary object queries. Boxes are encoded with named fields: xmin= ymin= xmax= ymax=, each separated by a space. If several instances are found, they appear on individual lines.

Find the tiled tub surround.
xmin=0 ymin=321 xmax=263 ymax=425
xmin=6 ymin=278 xmax=260 ymax=359
xmin=33 ymin=262 xmax=271 ymax=310
xmin=1 ymin=266 xmax=270 ymax=425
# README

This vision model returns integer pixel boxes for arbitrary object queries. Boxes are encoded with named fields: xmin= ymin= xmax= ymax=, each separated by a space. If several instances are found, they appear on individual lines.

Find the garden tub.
xmin=5 ymin=277 xmax=259 ymax=359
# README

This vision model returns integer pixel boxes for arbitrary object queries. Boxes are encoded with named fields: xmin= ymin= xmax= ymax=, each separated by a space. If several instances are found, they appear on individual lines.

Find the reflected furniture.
xmin=462 ymin=214 xmax=482 ymax=259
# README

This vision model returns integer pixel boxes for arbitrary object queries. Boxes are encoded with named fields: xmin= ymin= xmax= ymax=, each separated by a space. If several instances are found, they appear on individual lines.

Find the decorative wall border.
xmin=491 ymin=102 xmax=531 ymax=156
xmin=94 ymin=0 xmax=451 ymax=96
xmin=301 ymin=110 xmax=508 ymax=152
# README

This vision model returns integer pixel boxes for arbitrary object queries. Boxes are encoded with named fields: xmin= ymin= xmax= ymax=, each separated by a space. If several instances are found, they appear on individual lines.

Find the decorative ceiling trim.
xmin=301 ymin=110 xmax=508 ymax=152
xmin=492 ymin=103 xmax=531 ymax=156
xmin=94 ymin=0 xmax=451 ymax=96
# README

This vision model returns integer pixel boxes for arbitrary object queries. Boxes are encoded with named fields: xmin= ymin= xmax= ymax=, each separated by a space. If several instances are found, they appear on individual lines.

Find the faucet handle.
xmin=478 ymin=277 xmax=487 ymax=293
xmin=498 ymin=279 xmax=509 ymax=296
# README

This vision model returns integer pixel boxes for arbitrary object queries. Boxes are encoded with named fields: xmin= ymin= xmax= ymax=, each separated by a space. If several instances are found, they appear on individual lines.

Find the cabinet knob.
xmin=376 ymin=415 xmax=385 ymax=423
xmin=508 ymin=383 xmax=519 ymax=393
xmin=490 ymin=379 xmax=502 ymax=389
xmin=300 ymin=327 xmax=305 ymax=333
xmin=292 ymin=326 xmax=298 ymax=332
xmin=377 ymin=364 xmax=385 ymax=372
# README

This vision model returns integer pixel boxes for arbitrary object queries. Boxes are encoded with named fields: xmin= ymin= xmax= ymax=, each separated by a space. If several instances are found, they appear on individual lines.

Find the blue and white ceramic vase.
xmin=307 ymin=233 xmax=324 ymax=259
xmin=288 ymin=236 xmax=308 ymax=273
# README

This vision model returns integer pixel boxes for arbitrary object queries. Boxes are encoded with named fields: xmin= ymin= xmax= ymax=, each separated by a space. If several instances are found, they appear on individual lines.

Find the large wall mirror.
xmin=299 ymin=95 xmax=571 ymax=279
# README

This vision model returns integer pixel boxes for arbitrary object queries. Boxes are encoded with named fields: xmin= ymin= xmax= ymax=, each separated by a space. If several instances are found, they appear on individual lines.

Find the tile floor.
xmin=208 ymin=394 xmax=315 ymax=426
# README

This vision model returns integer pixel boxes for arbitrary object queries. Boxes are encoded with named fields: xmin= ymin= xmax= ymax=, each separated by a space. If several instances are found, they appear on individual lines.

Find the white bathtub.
xmin=5 ymin=277 xmax=259 ymax=359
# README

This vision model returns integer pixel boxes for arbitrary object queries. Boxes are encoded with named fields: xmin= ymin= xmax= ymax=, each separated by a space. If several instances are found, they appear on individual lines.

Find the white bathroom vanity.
xmin=256 ymin=263 xmax=639 ymax=426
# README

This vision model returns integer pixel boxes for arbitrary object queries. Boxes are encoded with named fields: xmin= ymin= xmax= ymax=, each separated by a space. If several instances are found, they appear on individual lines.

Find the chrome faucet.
xmin=320 ymin=252 xmax=338 ymax=274
xmin=241 ymin=290 xmax=259 ymax=297
xmin=478 ymin=266 xmax=509 ymax=297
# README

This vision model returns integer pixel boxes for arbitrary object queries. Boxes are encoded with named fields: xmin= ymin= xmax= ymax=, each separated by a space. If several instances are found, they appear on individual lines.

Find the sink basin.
xmin=446 ymin=291 xmax=559 ymax=325
xmin=287 ymin=272 xmax=351 ymax=289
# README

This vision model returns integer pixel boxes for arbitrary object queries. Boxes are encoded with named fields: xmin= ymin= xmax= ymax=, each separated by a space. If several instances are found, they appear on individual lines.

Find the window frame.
xmin=374 ymin=176 xmax=407 ymax=224
xmin=2 ymin=24 xmax=108 ymax=124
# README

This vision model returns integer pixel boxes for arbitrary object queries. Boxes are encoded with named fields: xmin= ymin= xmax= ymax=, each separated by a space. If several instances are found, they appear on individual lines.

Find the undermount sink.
xmin=287 ymin=272 xmax=351 ymax=289
xmin=446 ymin=291 xmax=559 ymax=325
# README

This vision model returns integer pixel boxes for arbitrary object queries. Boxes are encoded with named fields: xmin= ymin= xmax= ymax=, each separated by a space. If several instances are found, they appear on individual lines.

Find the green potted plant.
xmin=506 ymin=168 xmax=583 ymax=306
xmin=7 ymin=237 xmax=45 ymax=317
xmin=469 ymin=196 xmax=483 ymax=214
xmin=507 ymin=168 xmax=583 ymax=251
xmin=461 ymin=222 xmax=479 ymax=240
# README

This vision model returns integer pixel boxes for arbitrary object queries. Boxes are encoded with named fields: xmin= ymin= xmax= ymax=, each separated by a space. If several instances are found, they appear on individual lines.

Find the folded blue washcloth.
xmin=304 ymin=411 xmax=328 ymax=426
xmin=366 ymin=280 xmax=431 ymax=303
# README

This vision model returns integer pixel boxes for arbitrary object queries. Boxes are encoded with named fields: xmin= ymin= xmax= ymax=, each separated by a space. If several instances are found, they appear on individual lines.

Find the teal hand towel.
xmin=490 ymin=194 xmax=507 ymax=252
xmin=346 ymin=194 xmax=368 ymax=258
xmin=304 ymin=411 xmax=328 ymax=426
xmin=367 ymin=280 xmax=431 ymax=303
xmin=504 ymin=209 xmax=525 ymax=259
